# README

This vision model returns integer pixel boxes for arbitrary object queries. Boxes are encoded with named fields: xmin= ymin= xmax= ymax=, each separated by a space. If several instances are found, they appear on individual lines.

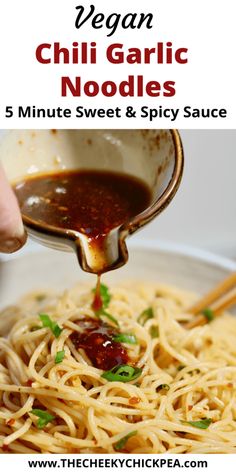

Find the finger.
xmin=0 ymin=165 xmax=27 ymax=253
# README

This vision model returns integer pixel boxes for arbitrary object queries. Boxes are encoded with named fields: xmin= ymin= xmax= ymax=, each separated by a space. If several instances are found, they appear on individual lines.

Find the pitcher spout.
xmin=74 ymin=228 xmax=129 ymax=274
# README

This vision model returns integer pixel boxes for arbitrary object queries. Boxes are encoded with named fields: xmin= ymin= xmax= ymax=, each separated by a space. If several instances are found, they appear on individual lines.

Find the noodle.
xmin=0 ymin=281 xmax=236 ymax=454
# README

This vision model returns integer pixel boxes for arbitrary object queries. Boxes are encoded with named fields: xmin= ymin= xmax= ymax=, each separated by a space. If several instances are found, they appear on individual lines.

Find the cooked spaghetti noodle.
xmin=0 ymin=281 xmax=236 ymax=454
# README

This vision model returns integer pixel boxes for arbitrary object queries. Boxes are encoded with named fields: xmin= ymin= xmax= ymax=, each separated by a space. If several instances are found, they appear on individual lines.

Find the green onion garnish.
xmin=184 ymin=418 xmax=212 ymax=429
xmin=95 ymin=308 xmax=119 ymax=327
xmin=102 ymin=364 xmax=142 ymax=383
xmin=149 ymin=325 xmax=159 ymax=338
xmin=137 ymin=307 xmax=154 ymax=326
xmin=31 ymin=409 xmax=55 ymax=429
xmin=113 ymin=333 xmax=137 ymax=344
xmin=39 ymin=314 xmax=62 ymax=338
xmin=100 ymin=283 xmax=111 ymax=308
xmin=92 ymin=284 xmax=116 ymax=326
xmin=92 ymin=283 xmax=111 ymax=308
xmin=114 ymin=431 xmax=137 ymax=451
xmin=202 ymin=308 xmax=214 ymax=322
xmin=55 ymin=350 xmax=65 ymax=364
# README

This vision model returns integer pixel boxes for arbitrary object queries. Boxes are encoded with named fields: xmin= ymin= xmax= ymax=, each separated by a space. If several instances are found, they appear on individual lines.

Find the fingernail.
xmin=0 ymin=230 xmax=27 ymax=254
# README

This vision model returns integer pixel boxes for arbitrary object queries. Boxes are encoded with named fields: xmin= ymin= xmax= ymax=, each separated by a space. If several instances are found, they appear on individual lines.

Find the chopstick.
xmin=185 ymin=272 xmax=236 ymax=329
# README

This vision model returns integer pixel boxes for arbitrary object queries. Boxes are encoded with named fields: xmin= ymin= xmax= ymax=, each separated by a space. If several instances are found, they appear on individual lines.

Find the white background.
xmin=0 ymin=0 xmax=235 ymax=128
xmin=140 ymin=129 xmax=236 ymax=258
xmin=0 ymin=2 xmax=235 ymax=464
xmin=0 ymin=453 xmax=234 ymax=472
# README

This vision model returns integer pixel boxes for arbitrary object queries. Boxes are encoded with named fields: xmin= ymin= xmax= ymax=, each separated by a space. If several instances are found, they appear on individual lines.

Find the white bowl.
xmin=0 ymin=239 xmax=235 ymax=310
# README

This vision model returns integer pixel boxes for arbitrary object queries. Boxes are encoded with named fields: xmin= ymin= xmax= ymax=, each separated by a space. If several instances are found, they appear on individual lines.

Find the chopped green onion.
xmin=39 ymin=314 xmax=62 ymax=338
xmin=184 ymin=418 xmax=212 ymax=429
xmin=114 ymin=431 xmax=137 ymax=451
xmin=95 ymin=308 xmax=119 ymax=327
xmin=156 ymin=384 xmax=170 ymax=392
xmin=100 ymin=284 xmax=111 ymax=308
xmin=113 ymin=333 xmax=137 ymax=344
xmin=102 ymin=364 xmax=142 ymax=383
xmin=202 ymin=308 xmax=214 ymax=322
xmin=92 ymin=283 xmax=111 ymax=308
xmin=92 ymin=283 xmax=116 ymax=326
xmin=30 ymin=409 xmax=55 ymax=429
xmin=149 ymin=325 xmax=159 ymax=338
xmin=137 ymin=307 xmax=154 ymax=326
xmin=55 ymin=350 xmax=65 ymax=364
xmin=53 ymin=325 xmax=62 ymax=338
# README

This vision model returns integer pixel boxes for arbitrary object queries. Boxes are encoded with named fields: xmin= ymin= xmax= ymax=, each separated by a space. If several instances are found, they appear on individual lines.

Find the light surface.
xmin=135 ymin=130 xmax=236 ymax=258
xmin=0 ymin=240 xmax=236 ymax=309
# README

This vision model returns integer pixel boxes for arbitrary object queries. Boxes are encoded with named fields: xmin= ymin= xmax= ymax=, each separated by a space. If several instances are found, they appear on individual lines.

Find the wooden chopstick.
xmin=211 ymin=288 xmax=236 ymax=315
xmin=185 ymin=272 xmax=236 ymax=329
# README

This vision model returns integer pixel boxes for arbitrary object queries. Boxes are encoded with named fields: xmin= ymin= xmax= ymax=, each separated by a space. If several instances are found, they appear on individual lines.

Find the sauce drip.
xmin=92 ymin=275 xmax=103 ymax=311
xmin=70 ymin=317 xmax=128 ymax=370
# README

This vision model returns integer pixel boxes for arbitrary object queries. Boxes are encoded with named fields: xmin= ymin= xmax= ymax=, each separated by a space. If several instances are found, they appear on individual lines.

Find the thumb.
xmin=0 ymin=165 xmax=27 ymax=253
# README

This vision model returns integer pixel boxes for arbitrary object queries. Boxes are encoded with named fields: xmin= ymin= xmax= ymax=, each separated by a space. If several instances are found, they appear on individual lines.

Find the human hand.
xmin=0 ymin=165 xmax=27 ymax=253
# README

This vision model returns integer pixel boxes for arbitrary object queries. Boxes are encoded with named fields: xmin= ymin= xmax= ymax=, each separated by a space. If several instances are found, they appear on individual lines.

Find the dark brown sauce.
xmin=14 ymin=170 xmax=152 ymax=274
xmin=70 ymin=317 xmax=129 ymax=370
xmin=91 ymin=275 xmax=103 ymax=311
xmin=14 ymin=170 xmax=151 ymax=239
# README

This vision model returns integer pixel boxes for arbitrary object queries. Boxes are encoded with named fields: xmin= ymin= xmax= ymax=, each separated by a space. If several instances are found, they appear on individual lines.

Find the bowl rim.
xmin=1 ymin=238 xmax=236 ymax=272
xmin=129 ymin=238 xmax=236 ymax=271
